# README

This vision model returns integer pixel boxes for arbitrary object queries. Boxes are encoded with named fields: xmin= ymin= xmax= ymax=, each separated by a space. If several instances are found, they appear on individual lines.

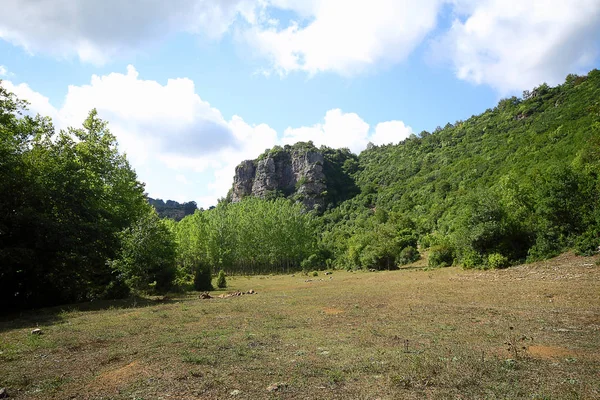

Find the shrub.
xmin=216 ymin=270 xmax=227 ymax=289
xmin=574 ymin=230 xmax=599 ymax=256
xmin=397 ymin=246 xmax=420 ymax=265
xmin=102 ymin=275 xmax=131 ymax=299
xmin=487 ymin=253 xmax=510 ymax=269
xmin=194 ymin=263 xmax=213 ymax=291
xmin=428 ymin=244 xmax=454 ymax=268
xmin=418 ymin=234 xmax=433 ymax=249
xmin=111 ymin=211 xmax=177 ymax=294
xmin=301 ymin=254 xmax=320 ymax=270
xmin=312 ymin=271 xmax=319 ymax=277
xmin=460 ymin=249 xmax=484 ymax=269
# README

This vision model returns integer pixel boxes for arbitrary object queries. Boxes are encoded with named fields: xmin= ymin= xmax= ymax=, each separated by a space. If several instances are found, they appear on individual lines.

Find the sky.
xmin=1 ymin=0 xmax=599 ymax=208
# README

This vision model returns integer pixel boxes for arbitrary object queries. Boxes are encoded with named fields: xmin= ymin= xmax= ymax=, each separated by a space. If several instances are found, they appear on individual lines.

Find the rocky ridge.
xmin=231 ymin=143 xmax=328 ymax=210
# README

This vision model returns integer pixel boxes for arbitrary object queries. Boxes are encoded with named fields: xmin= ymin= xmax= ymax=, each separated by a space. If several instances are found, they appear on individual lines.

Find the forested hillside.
xmin=1 ymin=70 xmax=599 ymax=310
xmin=320 ymin=71 xmax=600 ymax=269
xmin=227 ymin=70 xmax=600 ymax=271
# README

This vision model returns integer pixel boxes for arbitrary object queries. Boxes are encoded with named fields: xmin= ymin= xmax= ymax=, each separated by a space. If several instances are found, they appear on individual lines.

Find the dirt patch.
xmin=527 ymin=345 xmax=575 ymax=359
xmin=323 ymin=308 xmax=344 ymax=315
xmin=91 ymin=361 xmax=147 ymax=391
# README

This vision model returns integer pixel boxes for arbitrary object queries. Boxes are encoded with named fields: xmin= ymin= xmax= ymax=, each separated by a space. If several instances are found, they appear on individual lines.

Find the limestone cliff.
xmin=231 ymin=143 xmax=328 ymax=210
xmin=230 ymin=142 xmax=361 ymax=210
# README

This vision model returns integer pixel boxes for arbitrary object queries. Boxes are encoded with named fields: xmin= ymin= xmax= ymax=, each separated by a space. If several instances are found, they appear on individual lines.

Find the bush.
xmin=460 ymin=249 xmax=484 ymax=269
xmin=301 ymin=254 xmax=320 ymax=270
xmin=574 ymin=230 xmax=599 ymax=256
xmin=487 ymin=253 xmax=510 ymax=269
xmin=102 ymin=275 xmax=131 ymax=299
xmin=216 ymin=270 xmax=227 ymax=289
xmin=111 ymin=211 xmax=177 ymax=294
xmin=312 ymin=271 xmax=319 ymax=277
xmin=428 ymin=244 xmax=454 ymax=268
xmin=397 ymin=246 xmax=420 ymax=265
xmin=194 ymin=263 xmax=213 ymax=291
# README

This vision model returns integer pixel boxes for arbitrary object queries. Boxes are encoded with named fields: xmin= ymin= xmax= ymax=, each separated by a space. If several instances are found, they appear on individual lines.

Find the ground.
xmin=1 ymin=253 xmax=599 ymax=399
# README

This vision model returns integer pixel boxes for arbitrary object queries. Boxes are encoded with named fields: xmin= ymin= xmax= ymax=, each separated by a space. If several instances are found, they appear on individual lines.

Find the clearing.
xmin=1 ymin=253 xmax=599 ymax=399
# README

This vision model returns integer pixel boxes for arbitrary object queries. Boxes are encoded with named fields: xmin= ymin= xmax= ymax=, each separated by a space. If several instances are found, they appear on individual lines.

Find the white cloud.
xmin=0 ymin=0 xmax=253 ymax=64
xmin=2 ymin=1 xmax=598 ymax=93
xmin=282 ymin=109 xmax=369 ymax=153
xmin=175 ymin=174 xmax=190 ymax=185
xmin=282 ymin=108 xmax=412 ymax=153
xmin=247 ymin=0 xmax=443 ymax=75
xmin=371 ymin=120 xmax=413 ymax=146
xmin=2 ymin=80 xmax=60 ymax=122
xmin=439 ymin=0 xmax=600 ymax=93
xmin=59 ymin=65 xmax=236 ymax=163
xmin=0 ymin=65 xmax=7 ymax=76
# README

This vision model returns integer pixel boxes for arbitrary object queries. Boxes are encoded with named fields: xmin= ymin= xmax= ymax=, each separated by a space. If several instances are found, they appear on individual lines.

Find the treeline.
xmin=175 ymin=198 xmax=318 ymax=277
xmin=148 ymin=197 xmax=197 ymax=221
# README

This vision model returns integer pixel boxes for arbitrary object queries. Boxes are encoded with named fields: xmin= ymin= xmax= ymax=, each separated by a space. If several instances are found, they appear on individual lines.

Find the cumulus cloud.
xmin=0 ymin=0 xmax=253 ymax=64
xmin=438 ymin=0 xmax=600 ymax=93
xmin=2 ymin=80 xmax=60 ymax=121
xmin=0 ymin=65 xmax=7 ymax=76
xmin=2 ymin=1 xmax=599 ymax=92
xmin=247 ymin=0 xmax=443 ymax=75
xmin=371 ymin=120 xmax=414 ymax=146
xmin=282 ymin=109 xmax=412 ymax=153
xmin=55 ymin=65 xmax=237 ymax=165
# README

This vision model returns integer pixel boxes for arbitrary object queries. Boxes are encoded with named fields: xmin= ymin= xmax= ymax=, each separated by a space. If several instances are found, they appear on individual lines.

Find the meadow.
xmin=1 ymin=253 xmax=599 ymax=399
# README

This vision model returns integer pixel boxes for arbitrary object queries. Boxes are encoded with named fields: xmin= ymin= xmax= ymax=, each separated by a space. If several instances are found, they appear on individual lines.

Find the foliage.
xmin=428 ymin=245 xmax=454 ymax=268
xmin=176 ymin=197 xmax=318 ymax=275
xmin=194 ymin=263 xmax=214 ymax=291
xmin=487 ymin=253 xmax=510 ymax=269
xmin=398 ymin=246 xmax=420 ymax=265
xmin=110 ymin=210 xmax=177 ymax=294
xmin=319 ymin=70 xmax=600 ymax=269
xmin=216 ymin=270 xmax=227 ymax=289
xmin=0 ymin=83 xmax=150 ymax=309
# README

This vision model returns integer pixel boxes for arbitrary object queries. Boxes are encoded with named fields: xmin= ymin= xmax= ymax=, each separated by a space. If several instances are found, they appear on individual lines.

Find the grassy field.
xmin=1 ymin=253 xmax=599 ymax=399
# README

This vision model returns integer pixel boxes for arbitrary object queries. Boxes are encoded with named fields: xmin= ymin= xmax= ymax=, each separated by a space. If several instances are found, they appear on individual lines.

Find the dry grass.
xmin=1 ymin=252 xmax=599 ymax=399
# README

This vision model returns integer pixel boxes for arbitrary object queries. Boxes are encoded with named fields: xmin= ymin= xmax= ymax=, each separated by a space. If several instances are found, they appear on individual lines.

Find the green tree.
xmin=0 ymin=82 xmax=150 ymax=309
xmin=111 ymin=210 xmax=177 ymax=293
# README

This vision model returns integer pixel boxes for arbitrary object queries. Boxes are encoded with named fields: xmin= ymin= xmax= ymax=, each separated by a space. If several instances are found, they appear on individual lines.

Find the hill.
xmin=230 ymin=70 xmax=600 ymax=270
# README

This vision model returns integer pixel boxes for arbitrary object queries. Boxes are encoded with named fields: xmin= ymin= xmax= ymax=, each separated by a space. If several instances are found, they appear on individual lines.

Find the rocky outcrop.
xmin=231 ymin=143 xmax=327 ymax=210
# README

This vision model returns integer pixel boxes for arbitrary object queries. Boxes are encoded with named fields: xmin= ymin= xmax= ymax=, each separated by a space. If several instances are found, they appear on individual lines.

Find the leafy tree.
xmin=0 ymin=82 xmax=150 ymax=309
xmin=110 ymin=210 xmax=177 ymax=293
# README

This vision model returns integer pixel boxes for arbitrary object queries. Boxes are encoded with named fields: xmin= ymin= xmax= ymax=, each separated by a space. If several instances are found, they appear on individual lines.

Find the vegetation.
xmin=147 ymin=198 xmax=197 ymax=221
xmin=0 ymin=85 xmax=156 ymax=310
xmin=1 ymin=254 xmax=598 ymax=399
xmin=216 ymin=269 xmax=227 ymax=288
xmin=175 ymin=197 xmax=318 ymax=277
xmin=2 ymin=69 xmax=600 ymax=311
xmin=319 ymin=70 xmax=600 ymax=270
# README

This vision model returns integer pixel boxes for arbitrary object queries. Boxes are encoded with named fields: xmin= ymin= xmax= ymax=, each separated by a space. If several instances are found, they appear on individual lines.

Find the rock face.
xmin=231 ymin=144 xmax=327 ymax=210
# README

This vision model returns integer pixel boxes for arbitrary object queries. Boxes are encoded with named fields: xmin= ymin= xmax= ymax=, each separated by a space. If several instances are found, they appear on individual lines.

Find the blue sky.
xmin=1 ymin=0 xmax=599 ymax=208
